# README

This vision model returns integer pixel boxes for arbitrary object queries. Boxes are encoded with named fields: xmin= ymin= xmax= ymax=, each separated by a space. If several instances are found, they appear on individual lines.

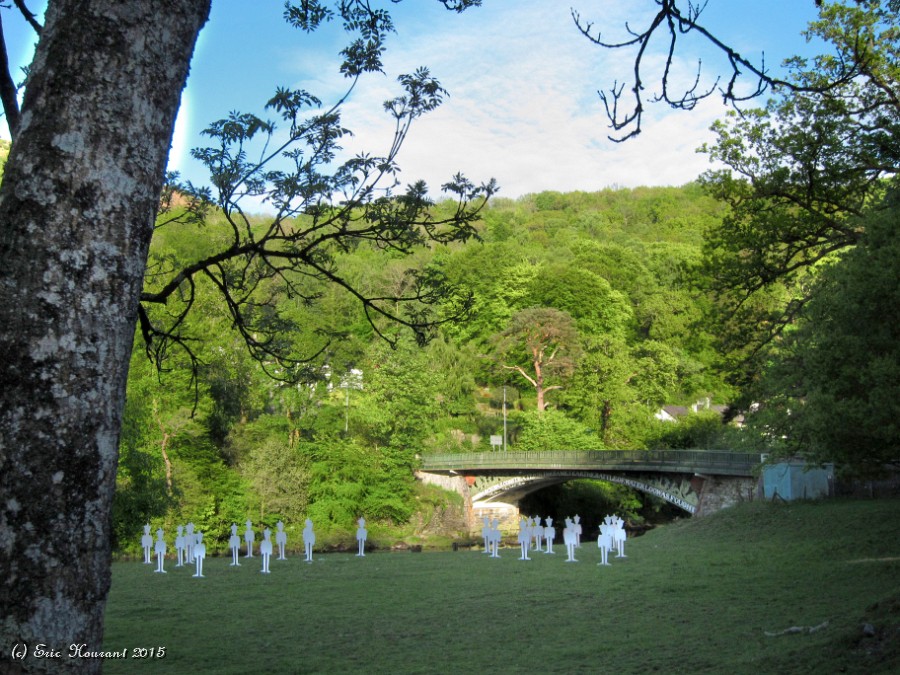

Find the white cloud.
xmin=326 ymin=0 xmax=727 ymax=198
xmin=171 ymin=0 xmax=764 ymax=205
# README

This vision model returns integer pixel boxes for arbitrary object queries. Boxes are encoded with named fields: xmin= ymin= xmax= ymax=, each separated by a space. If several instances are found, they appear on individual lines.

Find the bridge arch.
xmin=471 ymin=470 xmax=701 ymax=514
xmin=418 ymin=450 xmax=761 ymax=524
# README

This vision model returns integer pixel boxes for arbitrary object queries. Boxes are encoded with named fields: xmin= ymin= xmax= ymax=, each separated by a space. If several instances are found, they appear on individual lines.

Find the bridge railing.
xmin=420 ymin=450 xmax=761 ymax=476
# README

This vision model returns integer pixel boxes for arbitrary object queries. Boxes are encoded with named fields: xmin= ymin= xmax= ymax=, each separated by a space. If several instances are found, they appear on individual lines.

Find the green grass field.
xmin=101 ymin=499 xmax=900 ymax=674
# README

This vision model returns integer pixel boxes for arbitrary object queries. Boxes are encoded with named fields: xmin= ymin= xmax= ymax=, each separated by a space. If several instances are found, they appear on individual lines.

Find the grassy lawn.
xmin=101 ymin=498 xmax=900 ymax=674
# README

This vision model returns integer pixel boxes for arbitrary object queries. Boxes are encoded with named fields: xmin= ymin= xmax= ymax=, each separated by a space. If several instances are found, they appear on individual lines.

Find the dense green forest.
xmin=113 ymin=182 xmax=751 ymax=553
xmin=118 ymin=175 xmax=900 ymax=551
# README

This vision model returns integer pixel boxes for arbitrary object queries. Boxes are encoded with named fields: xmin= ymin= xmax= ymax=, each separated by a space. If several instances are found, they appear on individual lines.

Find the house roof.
xmin=662 ymin=405 xmax=690 ymax=418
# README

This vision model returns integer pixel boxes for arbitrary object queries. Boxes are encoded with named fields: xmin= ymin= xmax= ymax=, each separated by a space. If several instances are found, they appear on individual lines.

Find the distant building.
xmin=654 ymin=405 xmax=690 ymax=423
xmin=655 ymin=399 xmax=731 ymax=423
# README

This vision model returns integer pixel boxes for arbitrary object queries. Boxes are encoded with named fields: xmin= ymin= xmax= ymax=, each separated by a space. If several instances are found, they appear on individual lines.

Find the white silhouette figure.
xmin=356 ymin=517 xmax=368 ymax=557
xmin=564 ymin=518 xmax=578 ymax=562
xmin=531 ymin=517 xmax=543 ymax=551
xmin=193 ymin=532 xmax=206 ymax=578
xmin=302 ymin=519 xmax=315 ymax=562
xmin=544 ymin=517 xmax=555 ymax=553
xmin=154 ymin=528 xmax=167 ymax=573
xmin=276 ymin=521 xmax=287 ymax=560
xmin=574 ymin=514 xmax=583 ymax=548
xmin=489 ymin=518 xmax=501 ymax=558
xmin=141 ymin=524 xmax=152 ymax=564
xmin=185 ymin=522 xmax=196 ymax=563
xmin=518 ymin=517 xmax=531 ymax=561
xmin=244 ymin=520 xmax=255 ymax=558
xmin=614 ymin=516 xmax=627 ymax=558
xmin=597 ymin=521 xmax=613 ymax=566
xmin=174 ymin=525 xmax=185 ymax=567
xmin=229 ymin=523 xmax=241 ymax=566
xmin=260 ymin=528 xmax=273 ymax=573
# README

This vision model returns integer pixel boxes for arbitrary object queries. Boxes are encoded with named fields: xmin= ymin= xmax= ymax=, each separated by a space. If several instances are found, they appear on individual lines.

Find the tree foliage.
xmin=686 ymin=1 xmax=900 ymax=471
xmin=698 ymin=1 xmax=900 ymax=372
xmin=747 ymin=189 xmax=900 ymax=474
xmin=146 ymin=63 xmax=495 ymax=384
xmin=513 ymin=409 xmax=596 ymax=451
xmin=494 ymin=307 xmax=580 ymax=412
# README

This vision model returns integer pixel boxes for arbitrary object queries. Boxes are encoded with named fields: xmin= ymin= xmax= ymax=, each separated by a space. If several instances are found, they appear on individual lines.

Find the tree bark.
xmin=0 ymin=1 xmax=209 ymax=672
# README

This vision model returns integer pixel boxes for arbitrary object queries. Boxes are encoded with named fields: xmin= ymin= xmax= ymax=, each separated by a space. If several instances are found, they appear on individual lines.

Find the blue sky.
xmin=4 ymin=1 xmax=821 ymax=199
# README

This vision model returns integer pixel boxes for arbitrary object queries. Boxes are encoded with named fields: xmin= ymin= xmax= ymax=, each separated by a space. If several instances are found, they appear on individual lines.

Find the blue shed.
xmin=762 ymin=461 xmax=834 ymax=501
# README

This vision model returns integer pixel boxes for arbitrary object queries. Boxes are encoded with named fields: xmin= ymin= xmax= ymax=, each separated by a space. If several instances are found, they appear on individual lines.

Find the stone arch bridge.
xmin=418 ymin=450 xmax=762 ymax=528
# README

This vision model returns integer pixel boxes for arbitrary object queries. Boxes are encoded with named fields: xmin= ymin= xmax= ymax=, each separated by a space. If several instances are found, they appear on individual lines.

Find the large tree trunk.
xmin=0 ymin=1 xmax=210 ymax=672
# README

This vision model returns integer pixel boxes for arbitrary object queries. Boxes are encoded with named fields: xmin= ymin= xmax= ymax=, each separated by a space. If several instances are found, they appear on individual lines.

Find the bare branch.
xmin=11 ymin=0 xmax=41 ymax=33
xmin=502 ymin=363 xmax=538 ymax=389
xmin=572 ymin=0 xmax=864 ymax=140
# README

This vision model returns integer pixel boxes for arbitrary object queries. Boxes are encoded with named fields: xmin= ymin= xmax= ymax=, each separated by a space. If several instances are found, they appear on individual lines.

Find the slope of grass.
xmin=99 ymin=498 xmax=900 ymax=673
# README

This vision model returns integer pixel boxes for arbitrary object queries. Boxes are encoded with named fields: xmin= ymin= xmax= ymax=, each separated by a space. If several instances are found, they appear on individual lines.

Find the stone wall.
xmin=415 ymin=471 xmax=474 ymax=529
xmin=694 ymin=475 xmax=760 ymax=516
xmin=471 ymin=502 xmax=521 ymax=533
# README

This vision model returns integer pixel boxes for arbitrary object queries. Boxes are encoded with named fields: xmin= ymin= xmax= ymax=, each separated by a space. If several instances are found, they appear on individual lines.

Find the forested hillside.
xmin=110 ymin=0 xmax=898 ymax=554
xmin=116 ymin=183 xmax=742 ymax=552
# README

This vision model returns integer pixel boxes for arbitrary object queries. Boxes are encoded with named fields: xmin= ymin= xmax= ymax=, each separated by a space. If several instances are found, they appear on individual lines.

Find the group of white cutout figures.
xmin=483 ymin=514 xmax=627 ymax=565
xmin=141 ymin=513 xmax=626 ymax=576
xmin=140 ymin=517 xmax=368 ymax=577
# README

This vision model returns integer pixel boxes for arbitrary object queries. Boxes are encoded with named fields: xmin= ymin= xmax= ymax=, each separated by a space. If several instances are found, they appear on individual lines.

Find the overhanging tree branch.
xmin=571 ymin=0 xmax=865 ymax=141
xmin=142 ymin=66 xmax=495 ymax=385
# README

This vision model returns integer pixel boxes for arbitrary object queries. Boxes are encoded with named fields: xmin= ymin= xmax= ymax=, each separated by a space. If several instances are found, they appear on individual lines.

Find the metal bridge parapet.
xmin=420 ymin=449 xmax=760 ymax=477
